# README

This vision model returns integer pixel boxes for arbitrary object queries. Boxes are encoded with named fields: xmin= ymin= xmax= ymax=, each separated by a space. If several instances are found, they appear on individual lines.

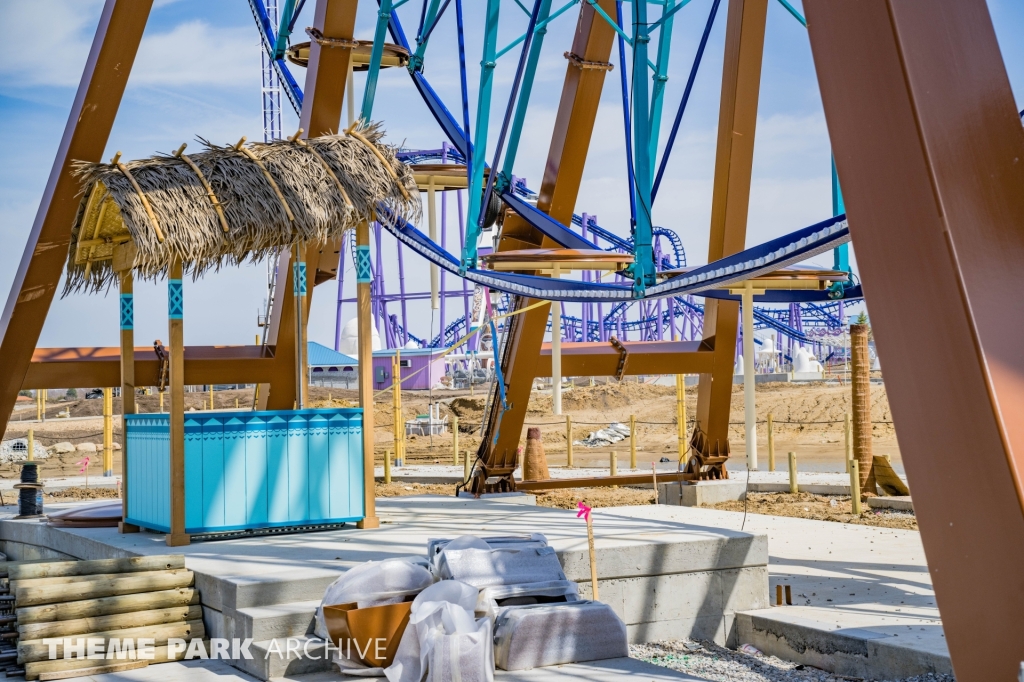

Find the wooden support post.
xmin=102 ymin=388 xmax=113 ymax=476
xmin=788 ymin=452 xmax=797 ymax=494
xmin=850 ymin=460 xmax=862 ymax=515
xmin=566 ymin=415 xmax=574 ymax=468
xmin=208 ymin=385 xmax=213 ymax=411
xmin=166 ymin=258 xmax=188 ymax=547
xmin=392 ymin=353 xmax=403 ymax=466
xmin=384 ymin=449 xmax=392 ymax=485
xmin=629 ymin=415 xmax=637 ymax=470
xmin=452 ymin=416 xmax=459 ymax=465
xmin=27 ymin=429 xmax=34 ymax=462
xmin=844 ymin=412 xmax=852 ymax=472
xmin=36 ymin=392 xmax=42 ymax=421
xmin=610 ymin=451 xmax=617 ymax=477
xmin=551 ymin=297 xmax=562 ymax=416
xmin=355 ymin=221 xmax=379 ymax=529
xmin=740 ymin=282 xmax=759 ymax=470
xmin=463 ymin=450 xmax=471 ymax=483
xmin=676 ymin=373 xmax=686 ymax=461
xmin=850 ymin=324 xmax=875 ymax=494
xmin=767 ymin=412 xmax=775 ymax=472
xmin=586 ymin=513 xmax=599 ymax=601
xmin=293 ymin=243 xmax=308 ymax=409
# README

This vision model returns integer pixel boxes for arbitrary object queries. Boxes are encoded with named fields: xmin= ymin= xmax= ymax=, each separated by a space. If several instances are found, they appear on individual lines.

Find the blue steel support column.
xmin=463 ymin=0 xmax=501 ymax=270
xmin=499 ymin=0 xmax=554 ymax=185
xmin=411 ymin=0 xmax=445 ymax=70
xmin=361 ymin=0 xmax=395 ymax=122
xmin=647 ymin=0 xmax=676 ymax=175
xmin=629 ymin=0 xmax=656 ymax=295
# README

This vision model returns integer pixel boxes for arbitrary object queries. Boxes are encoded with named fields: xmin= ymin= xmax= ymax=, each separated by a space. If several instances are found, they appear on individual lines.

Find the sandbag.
xmin=493 ymin=601 xmax=628 ymax=671
xmin=386 ymin=580 xmax=492 ymax=682
xmin=436 ymin=546 xmax=565 ymax=588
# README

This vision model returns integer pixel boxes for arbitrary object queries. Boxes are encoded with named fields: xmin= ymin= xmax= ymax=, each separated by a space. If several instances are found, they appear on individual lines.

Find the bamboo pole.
xmin=102 ymin=388 xmax=113 ymax=476
xmin=676 ymin=373 xmax=686 ymax=461
xmin=566 ymin=415 xmax=574 ymax=468
xmin=629 ymin=414 xmax=637 ymax=470
xmin=851 ymin=324 xmax=875 ymax=494
xmin=452 ymin=416 xmax=459 ymax=465
xmin=393 ymin=353 xmax=403 ymax=466
xmin=16 ymin=588 xmax=199 ymax=625
xmin=788 ymin=452 xmax=798 ymax=494
xmin=356 ymin=219 xmax=379 ymax=529
xmin=27 ymin=429 xmax=34 ymax=462
xmin=166 ymin=258 xmax=189 ymax=547
xmin=767 ymin=412 xmax=775 ymax=472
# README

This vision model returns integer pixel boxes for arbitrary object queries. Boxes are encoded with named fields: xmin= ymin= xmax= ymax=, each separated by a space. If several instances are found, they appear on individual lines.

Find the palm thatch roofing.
xmin=66 ymin=122 xmax=420 ymax=294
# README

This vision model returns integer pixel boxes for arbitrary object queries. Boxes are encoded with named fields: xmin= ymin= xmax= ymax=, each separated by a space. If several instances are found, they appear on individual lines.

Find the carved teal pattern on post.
xmin=168 ymin=279 xmax=183 ymax=320
xmin=293 ymin=261 xmax=307 ymax=296
xmin=356 ymin=245 xmax=372 ymax=283
xmin=120 ymin=293 xmax=134 ymax=330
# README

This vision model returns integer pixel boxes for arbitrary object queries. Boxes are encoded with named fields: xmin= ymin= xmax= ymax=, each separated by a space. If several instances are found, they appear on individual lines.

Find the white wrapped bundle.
xmin=493 ymin=601 xmax=628 ymax=671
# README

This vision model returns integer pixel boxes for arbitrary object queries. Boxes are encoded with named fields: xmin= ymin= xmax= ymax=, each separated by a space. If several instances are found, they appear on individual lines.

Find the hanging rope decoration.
xmin=172 ymin=143 xmax=231 ymax=234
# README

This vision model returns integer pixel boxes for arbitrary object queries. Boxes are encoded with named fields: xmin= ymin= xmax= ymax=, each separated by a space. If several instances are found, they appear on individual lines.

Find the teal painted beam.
xmin=647 ymin=0 xmax=676 ymax=180
xmin=630 ymin=0 xmax=656 ymax=294
xmin=411 ymin=0 xmax=445 ymax=71
xmin=360 ymin=0 xmax=396 ymax=122
xmin=499 ymin=0 xmax=554 ymax=184
xmin=273 ymin=0 xmax=298 ymax=60
xmin=831 ymin=156 xmax=849 ymax=273
xmin=462 ymin=0 xmax=501 ymax=270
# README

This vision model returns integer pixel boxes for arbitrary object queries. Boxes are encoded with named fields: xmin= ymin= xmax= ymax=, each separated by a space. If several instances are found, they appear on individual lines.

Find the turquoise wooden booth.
xmin=125 ymin=408 xmax=364 ymax=534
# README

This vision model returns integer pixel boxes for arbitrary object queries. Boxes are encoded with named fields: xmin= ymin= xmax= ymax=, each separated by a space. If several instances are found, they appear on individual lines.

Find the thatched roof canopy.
xmin=66 ymin=123 xmax=420 ymax=294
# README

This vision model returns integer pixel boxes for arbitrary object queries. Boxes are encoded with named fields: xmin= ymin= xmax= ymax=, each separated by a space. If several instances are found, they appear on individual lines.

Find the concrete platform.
xmin=868 ymin=495 xmax=913 ymax=511
xmin=604 ymin=504 xmax=949 ymax=680
xmin=4 ymin=657 xmax=709 ymax=682
xmin=658 ymin=480 xmax=747 ymax=506
xmin=0 ymin=496 xmax=766 ymax=680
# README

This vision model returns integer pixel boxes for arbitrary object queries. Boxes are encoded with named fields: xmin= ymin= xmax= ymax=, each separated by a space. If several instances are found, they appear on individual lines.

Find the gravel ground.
xmin=631 ymin=640 xmax=955 ymax=682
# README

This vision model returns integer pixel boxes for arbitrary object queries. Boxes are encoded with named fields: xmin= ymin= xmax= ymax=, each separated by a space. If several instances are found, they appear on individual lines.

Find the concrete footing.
xmin=657 ymin=480 xmax=748 ymax=506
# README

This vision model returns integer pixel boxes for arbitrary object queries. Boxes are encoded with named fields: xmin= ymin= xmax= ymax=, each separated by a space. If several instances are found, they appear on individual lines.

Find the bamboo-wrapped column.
xmin=166 ymin=258 xmax=189 ymax=547
xmin=119 ymin=270 xmax=139 ymax=533
xmin=355 ymin=221 xmax=379 ymax=529
xmin=293 ymin=244 xmax=308 ymax=409
xmin=850 ymin=323 xmax=876 ymax=497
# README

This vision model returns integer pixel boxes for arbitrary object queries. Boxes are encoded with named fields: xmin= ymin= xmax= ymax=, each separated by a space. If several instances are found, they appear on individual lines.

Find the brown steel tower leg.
xmin=0 ymin=0 xmax=153 ymax=438
xmin=689 ymin=0 xmax=768 ymax=477
xmin=258 ymin=0 xmax=358 ymax=411
xmin=805 ymin=1 xmax=1024 ymax=679
xmin=474 ymin=1 xmax=620 ymax=489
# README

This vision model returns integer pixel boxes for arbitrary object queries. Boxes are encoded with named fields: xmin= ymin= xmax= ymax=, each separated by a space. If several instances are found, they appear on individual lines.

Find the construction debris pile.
xmin=574 ymin=422 xmax=631 ymax=448
xmin=315 ymin=534 xmax=627 ymax=681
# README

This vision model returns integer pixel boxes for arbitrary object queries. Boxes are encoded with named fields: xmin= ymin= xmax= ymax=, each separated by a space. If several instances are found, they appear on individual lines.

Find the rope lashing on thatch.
xmin=65 ymin=121 xmax=420 ymax=294
xmin=112 ymin=152 xmax=166 ymax=243
xmin=173 ymin=143 xmax=230 ymax=234
xmin=233 ymin=136 xmax=296 ymax=222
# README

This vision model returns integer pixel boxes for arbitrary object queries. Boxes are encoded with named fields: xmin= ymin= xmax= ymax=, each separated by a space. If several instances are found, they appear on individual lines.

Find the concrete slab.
xmin=658 ymin=480 xmax=747 ymax=506
xmin=600 ymin=504 xmax=948 ymax=680
xmin=0 ymin=496 xmax=766 ymax=680
xmin=868 ymin=495 xmax=913 ymax=511
xmin=22 ymin=657 xmax=709 ymax=682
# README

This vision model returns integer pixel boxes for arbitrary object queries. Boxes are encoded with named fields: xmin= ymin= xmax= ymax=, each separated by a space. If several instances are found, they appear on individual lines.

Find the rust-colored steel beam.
xmin=480 ymin=0 xmax=619 ymax=468
xmin=24 ymin=346 xmax=276 ymax=389
xmin=534 ymin=341 xmax=713 ymax=377
xmin=805 ymin=1 xmax=1024 ymax=678
xmin=0 ymin=0 xmax=153 ymax=437
xmin=691 ymin=0 xmax=768 ymax=471
xmin=259 ymin=0 xmax=357 ymax=410
xmin=517 ymin=471 xmax=695 ymax=492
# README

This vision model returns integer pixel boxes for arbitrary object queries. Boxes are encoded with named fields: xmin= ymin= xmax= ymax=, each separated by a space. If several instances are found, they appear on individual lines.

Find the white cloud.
xmin=0 ymin=0 xmax=103 ymax=87
xmin=132 ymin=21 xmax=260 ymax=88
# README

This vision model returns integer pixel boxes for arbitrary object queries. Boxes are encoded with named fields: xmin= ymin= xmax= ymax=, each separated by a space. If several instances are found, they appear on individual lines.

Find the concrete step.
xmin=736 ymin=608 xmax=952 ymax=680
xmin=239 ymin=635 xmax=332 ymax=680
xmin=235 ymin=600 xmax=319 ymax=641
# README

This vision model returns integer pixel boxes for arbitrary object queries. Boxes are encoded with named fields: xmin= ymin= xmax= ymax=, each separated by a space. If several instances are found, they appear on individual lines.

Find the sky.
xmin=1 ymin=0 xmax=1021 ymax=350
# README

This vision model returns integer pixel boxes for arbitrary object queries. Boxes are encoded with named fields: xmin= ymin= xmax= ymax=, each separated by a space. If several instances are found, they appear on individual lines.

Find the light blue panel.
xmin=184 ymin=416 xmax=204 ymax=531
xmin=266 ymin=415 xmax=290 ymax=524
xmin=327 ymin=412 xmax=351 ymax=519
xmin=223 ymin=417 xmax=247 ymax=527
xmin=244 ymin=414 xmax=269 ymax=526
xmin=125 ymin=415 xmax=171 ymax=532
xmin=201 ymin=417 xmax=226 ymax=530
xmin=286 ymin=414 xmax=310 ymax=522
xmin=307 ymin=413 xmax=330 ymax=521
xmin=348 ymin=412 xmax=364 ymax=519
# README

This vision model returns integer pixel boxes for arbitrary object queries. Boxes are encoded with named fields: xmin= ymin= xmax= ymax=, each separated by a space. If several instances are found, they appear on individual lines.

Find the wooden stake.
xmin=788 ymin=452 xmax=798 ymax=494
xmin=629 ymin=414 xmax=637 ymax=470
xmin=652 ymin=462 xmax=659 ymax=505
xmin=610 ymin=451 xmax=617 ymax=477
xmin=767 ymin=412 xmax=775 ymax=472
xmin=463 ymin=450 xmax=471 ymax=483
xmin=566 ymin=415 xmax=574 ymax=468
xmin=102 ymin=388 xmax=113 ymax=476
xmin=384 ymin=449 xmax=392 ymax=484
xmin=586 ymin=514 xmax=599 ymax=601
xmin=27 ymin=429 xmax=34 ymax=462
xmin=850 ymin=460 xmax=862 ymax=515
xmin=452 ymin=416 xmax=459 ymax=465
xmin=776 ymin=584 xmax=783 ymax=606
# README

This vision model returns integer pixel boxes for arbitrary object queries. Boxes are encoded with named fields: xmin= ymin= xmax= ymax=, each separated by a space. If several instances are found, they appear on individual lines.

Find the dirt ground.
xmin=706 ymin=491 xmax=918 ymax=530
xmin=376 ymin=481 xmax=657 ymax=509
xmin=4 ymin=381 xmax=900 ymax=481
